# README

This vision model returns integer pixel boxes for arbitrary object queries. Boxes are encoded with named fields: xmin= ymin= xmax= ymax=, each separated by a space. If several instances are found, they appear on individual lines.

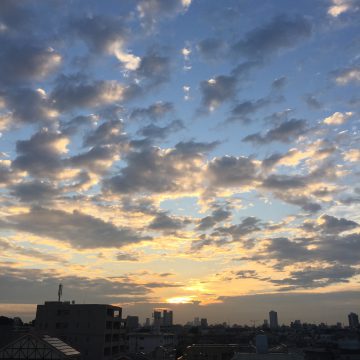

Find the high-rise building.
xmin=200 ymin=318 xmax=208 ymax=328
xmin=269 ymin=310 xmax=278 ymax=329
xmin=348 ymin=312 xmax=359 ymax=328
xmin=35 ymin=301 xmax=124 ymax=360
xmin=153 ymin=310 xmax=162 ymax=328
xmin=163 ymin=310 xmax=173 ymax=326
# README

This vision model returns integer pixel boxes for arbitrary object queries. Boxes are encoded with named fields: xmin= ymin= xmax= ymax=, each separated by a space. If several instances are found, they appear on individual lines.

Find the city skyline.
xmin=0 ymin=0 xmax=359 ymax=324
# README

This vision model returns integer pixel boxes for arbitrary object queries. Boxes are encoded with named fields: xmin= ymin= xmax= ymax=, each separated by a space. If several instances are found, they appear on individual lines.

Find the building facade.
xmin=35 ymin=301 xmax=124 ymax=360
xmin=269 ymin=311 xmax=278 ymax=329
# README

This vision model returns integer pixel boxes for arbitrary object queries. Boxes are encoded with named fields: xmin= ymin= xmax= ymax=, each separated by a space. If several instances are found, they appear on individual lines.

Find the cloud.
xmin=304 ymin=94 xmax=323 ymax=110
xmin=0 ymin=265 xmax=150 ymax=303
xmin=0 ymin=160 xmax=18 ymax=186
xmin=51 ymin=74 xmax=125 ymax=111
xmin=2 ymin=207 xmax=151 ymax=249
xmin=243 ymin=119 xmax=308 ymax=144
xmin=130 ymin=102 xmax=174 ymax=121
xmin=215 ymin=217 xmax=262 ymax=241
xmin=134 ymin=51 xmax=171 ymax=88
xmin=232 ymin=14 xmax=312 ymax=59
xmin=105 ymin=141 xmax=215 ymax=195
xmin=198 ymin=61 xmax=260 ymax=112
xmin=83 ymin=120 xmax=127 ymax=147
xmin=197 ymin=206 xmax=232 ymax=231
xmin=270 ymin=265 xmax=358 ymax=290
xmin=137 ymin=0 xmax=192 ymax=29
xmin=261 ymin=174 xmax=307 ymax=190
xmin=62 ymin=114 xmax=99 ymax=135
xmin=197 ymin=38 xmax=226 ymax=60
xmin=116 ymin=252 xmax=139 ymax=262
xmin=344 ymin=149 xmax=360 ymax=162
xmin=148 ymin=212 xmax=189 ymax=232
xmin=69 ymin=145 xmax=119 ymax=174
xmin=317 ymin=214 xmax=358 ymax=234
xmin=12 ymin=129 xmax=69 ymax=178
xmin=333 ymin=66 xmax=360 ymax=85
xmin=328 ymin=0 xmax=360 ymax=17
xmin=137 ymin=120 xmax=184 ymax=140
xmin=0 ymin=87 xmax=57 ymax=126
xmin=207 ymin=156 xmax=259 ymax=188
xmin=271 ymin=76 xmax=287 ymax=90
xmin=10 ymin=181 xmax=59 ymax=203
xmin=227 ymin=98 xmax=270 ymax=123
xmin=0 ymin=0 xmax=30 ymax=32
xmin=198 ymin=75 xmax=235 ymax=113
xmin=323 ymin=111 xmax=353 ymax=125
xmin=0 ymin=41 xmax=61 ymax=85
xmin=0 ymin=238 xmax=64 ymax=263
xmin=70 ymin=15 xmax=140 ymax=70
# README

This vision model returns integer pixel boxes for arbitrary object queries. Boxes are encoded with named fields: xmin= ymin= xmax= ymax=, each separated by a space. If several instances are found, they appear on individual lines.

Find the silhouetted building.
xmin=348 ymin=312 xmax=359 ymax=328
xmin=153 ymin=310 xmax=162 ymax=328
xmin=35 ymin=301 xmax=123 ymax=360
xmin=163 ymin=310 xmax=173 ymax=326
xmin=200 ymin=318 xmax=208 ymax=328
xmin=152 ymin=309 xmax=173 ymax=327
xmin=128 ymin=332 xmax=176 ymax=354
xmin=269 ymin=311 xmax=278 ymax=329
xmin=126 ymin=316 xmax=139 ymax=331
xmin=179 ymin=344 xmax=253 ymax=360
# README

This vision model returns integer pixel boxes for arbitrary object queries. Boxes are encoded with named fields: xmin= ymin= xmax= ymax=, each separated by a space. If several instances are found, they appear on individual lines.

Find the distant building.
xmin=125 ymin=316 xmax=139 ymax=331
xmin=348 ymin=312 xmax=359 ymax=328
xmin=231 ymin=353 xmax=303 ymax=359
xmin=153 ymin=310 xmax=162 ymax=328
xmin=0 ymin=334 xmax=80 ymax=360
xmin=35 ymin=301 xmax=123 ymax=360
xmin=179 ymin=344 xmax=254 ymax=360
xmin=193 ymin=317 xmax=200 ymax=327
xmin=200 ymin=318 xmax=208 ymax=328
xmin=163 ymin=310 xmax=173 ymax=326
xmin=269 ymin=311 xmax=278 ymax=329
xmin=152 ymin=309 xmax=174 ymax=327
xmin=128 ymin=332 xmax=176 ymax=354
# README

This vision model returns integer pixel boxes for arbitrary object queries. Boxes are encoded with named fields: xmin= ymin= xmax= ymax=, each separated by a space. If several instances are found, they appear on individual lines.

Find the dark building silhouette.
xmin=348 ymin=312 xmax=359 ymax=328
xmin=269 ymin=311 xmax=278 ymax=329
xmin=35 ymin=301 xmax=123 ymax=360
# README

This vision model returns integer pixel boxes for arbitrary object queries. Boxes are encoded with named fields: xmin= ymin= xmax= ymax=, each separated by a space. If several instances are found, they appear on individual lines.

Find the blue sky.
xmin=0 ymin=0 xmax=360 ymax=324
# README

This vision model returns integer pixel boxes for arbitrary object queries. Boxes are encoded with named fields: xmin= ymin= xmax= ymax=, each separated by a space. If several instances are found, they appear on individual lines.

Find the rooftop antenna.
xmin=58 ymin=283 xmax=63 ymax=302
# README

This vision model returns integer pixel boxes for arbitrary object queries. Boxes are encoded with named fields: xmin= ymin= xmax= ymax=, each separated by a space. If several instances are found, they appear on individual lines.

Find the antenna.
xmin=58 ymin=283 xmax=63 ymax=302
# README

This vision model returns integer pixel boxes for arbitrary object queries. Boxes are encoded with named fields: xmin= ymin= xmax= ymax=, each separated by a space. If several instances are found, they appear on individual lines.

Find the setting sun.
xmin=166 ymin=296 xmax=196 ymax=304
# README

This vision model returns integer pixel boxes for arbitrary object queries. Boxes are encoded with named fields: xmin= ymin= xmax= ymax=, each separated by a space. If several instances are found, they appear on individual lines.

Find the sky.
xmin=0 ymin=0 xmax=360 ymax=325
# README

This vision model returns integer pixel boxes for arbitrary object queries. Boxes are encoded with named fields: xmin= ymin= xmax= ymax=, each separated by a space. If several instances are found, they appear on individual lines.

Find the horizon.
xmin=0 ymin=0 xmax=359 ymax=326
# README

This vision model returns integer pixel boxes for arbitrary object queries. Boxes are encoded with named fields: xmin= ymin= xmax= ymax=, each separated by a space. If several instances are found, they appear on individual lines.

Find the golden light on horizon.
xmin=166 ymin=296 xmax=195 ymax=304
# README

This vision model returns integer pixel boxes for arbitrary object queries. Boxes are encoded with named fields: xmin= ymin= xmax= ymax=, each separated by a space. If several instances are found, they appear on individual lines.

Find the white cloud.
xmin=323 ymin=111 xmax=353 ymax=125
xmin=335 ymin=67 xmax=360 ymax=85
xmin=328 ymin=0 xmax=360 ymax=16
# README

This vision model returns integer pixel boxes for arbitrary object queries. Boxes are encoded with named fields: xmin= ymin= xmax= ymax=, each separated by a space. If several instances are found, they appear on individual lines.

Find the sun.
xmin=166 ymin=296 xmax=195 ymax=304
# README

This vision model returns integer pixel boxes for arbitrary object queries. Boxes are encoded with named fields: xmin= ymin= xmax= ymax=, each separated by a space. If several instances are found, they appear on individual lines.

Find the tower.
xmin=269 ymin=310 xmax=278 ymax=329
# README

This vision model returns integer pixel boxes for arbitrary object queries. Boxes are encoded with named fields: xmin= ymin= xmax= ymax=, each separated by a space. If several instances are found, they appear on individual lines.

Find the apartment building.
xmin=35 ymin=301 xmax=124 ymax=360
